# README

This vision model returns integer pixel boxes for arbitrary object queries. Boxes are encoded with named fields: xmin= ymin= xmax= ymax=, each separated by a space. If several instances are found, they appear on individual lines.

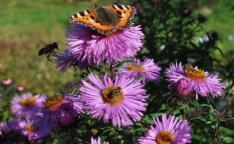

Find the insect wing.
xmin=106 ymin=5 xmax=136 ymax=29
xmin=70 ymin=8 xmax=114 ymax=35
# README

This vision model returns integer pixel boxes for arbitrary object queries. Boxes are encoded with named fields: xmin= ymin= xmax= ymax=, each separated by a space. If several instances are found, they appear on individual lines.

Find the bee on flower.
xmin=165 ymin=63 xmax=225 ymax=98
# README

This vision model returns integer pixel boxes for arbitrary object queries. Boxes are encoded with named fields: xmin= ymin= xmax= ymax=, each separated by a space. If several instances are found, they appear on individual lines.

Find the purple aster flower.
xmin=165 ymin=63 xmax=225 ymax=98
xmin=91 ymin=137 xmax=109 ymax=144
xmin=175 ymin=79 xmax=193 ymax=97
xmin=80 ymin=73 xmax=147 ymax=127
xmin=66 ymin=95 xmax=84 ymax=114
xmin=19 ymin=119 xmax=50 ymax=141
xmin=56 ymin=49 xmax=76 ymax=72
xmin=11 ymin=93 xmax=46 ymax=118
xmin=0 ymin=119 xmax=21 ymax=133
xmin=56 ymin=96 xmax=83 ymax=126
xmin=118 ymin=58 xmax=161 ymax=82
xmin=33 ymin=95 xmax=83 ymax=128
xmin=139 ymin=113 xmax=192 ymax=144
xmin=62 ymin=24 xmax=144 ymax=67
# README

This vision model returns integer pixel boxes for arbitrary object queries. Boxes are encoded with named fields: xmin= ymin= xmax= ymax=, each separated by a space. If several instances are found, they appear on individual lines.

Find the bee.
xmin=38 ymin=42 xmax=59 ymax=60
xmin=108 ymin=87 xmax=122 ymax=99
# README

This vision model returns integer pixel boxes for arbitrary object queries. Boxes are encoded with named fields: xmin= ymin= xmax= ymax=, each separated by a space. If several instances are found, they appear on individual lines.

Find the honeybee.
xmin=38 ymin=42 xmax=58 ymax=60
xmin=108 ymin=87 xmax=122 ymax=99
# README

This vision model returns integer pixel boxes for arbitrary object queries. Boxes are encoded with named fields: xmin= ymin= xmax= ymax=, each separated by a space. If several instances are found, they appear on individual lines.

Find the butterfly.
xmin=70 ymin=4 xmax=136 ymax=35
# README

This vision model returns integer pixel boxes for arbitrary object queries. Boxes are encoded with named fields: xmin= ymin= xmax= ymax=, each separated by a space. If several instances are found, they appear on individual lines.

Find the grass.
xmin=0 ymin=0 xmax=233 ymax=95
xmin=0 ymin=0 xmax=96 ymax=95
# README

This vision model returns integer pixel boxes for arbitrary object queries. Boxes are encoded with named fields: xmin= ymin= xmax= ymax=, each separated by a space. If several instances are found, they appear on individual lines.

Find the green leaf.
xmin=220 ymin=136 xmax=234 ymax=143
xmin=219 ymin=126 xmax=234 ymax=135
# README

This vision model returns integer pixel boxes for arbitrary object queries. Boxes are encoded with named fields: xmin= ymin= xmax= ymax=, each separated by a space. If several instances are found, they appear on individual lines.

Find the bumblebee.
xmin=38 ymin=42 xmax=58 ymax=60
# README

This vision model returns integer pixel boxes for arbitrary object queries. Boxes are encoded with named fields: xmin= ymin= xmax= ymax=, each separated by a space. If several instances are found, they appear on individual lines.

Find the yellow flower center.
xmin=156 ymin=131 xmax=174 ymax=144
xmin=20 ymin=97 xmax=36 ymax=107
xmin=25 ymin=124 xmax=36 ymax=132
xmin=45 ymin=96 xmax=64 ymax=111
xmin=184 ymin=65 xmax=206 ymax=80
xmin=102 ymin=86 xmax=123 ymax=105
xmin=127 ymin=64 xmax=145 ymax=72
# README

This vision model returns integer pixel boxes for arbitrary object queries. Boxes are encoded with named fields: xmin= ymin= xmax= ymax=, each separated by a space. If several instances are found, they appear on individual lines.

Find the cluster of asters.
xmin=1 ymin=18 xmax=225 ymax=144
xmin=0 ymin=93 xmax=83 ymax=143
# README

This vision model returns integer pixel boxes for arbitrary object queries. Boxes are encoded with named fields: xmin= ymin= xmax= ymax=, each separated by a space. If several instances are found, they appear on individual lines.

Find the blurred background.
xmin=0 ymin=0 xmax=233 ymax=95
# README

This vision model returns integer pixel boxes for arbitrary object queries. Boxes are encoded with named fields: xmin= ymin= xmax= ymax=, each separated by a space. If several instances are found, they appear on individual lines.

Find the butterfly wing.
xmin=106 ymin=5 xmax=136 ymax=29
xmin=70 ymin=9 xmax=115 ymax=35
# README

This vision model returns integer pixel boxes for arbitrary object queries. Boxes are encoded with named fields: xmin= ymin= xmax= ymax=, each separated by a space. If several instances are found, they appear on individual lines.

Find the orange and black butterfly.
xmin=70 ymin=4 xmax=136 ymax=35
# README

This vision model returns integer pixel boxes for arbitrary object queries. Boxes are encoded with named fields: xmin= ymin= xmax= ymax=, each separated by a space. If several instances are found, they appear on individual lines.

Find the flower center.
xmin=102 ymin=86 xmax=123 ymax=105
xmin=20 ymin=97 xmax=36 ymax=107
xmin=184 ymin=65 xmax=206 ymax=80
xmin=127 ymin=64 xmax=145 ymax=72
xmin=156 ymin=131 xmax=174 ymax=144
xmin=25 ymin=124 xmax=36 ymax=132
xmin=45 ymin=96 xmax=64 ymax=111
